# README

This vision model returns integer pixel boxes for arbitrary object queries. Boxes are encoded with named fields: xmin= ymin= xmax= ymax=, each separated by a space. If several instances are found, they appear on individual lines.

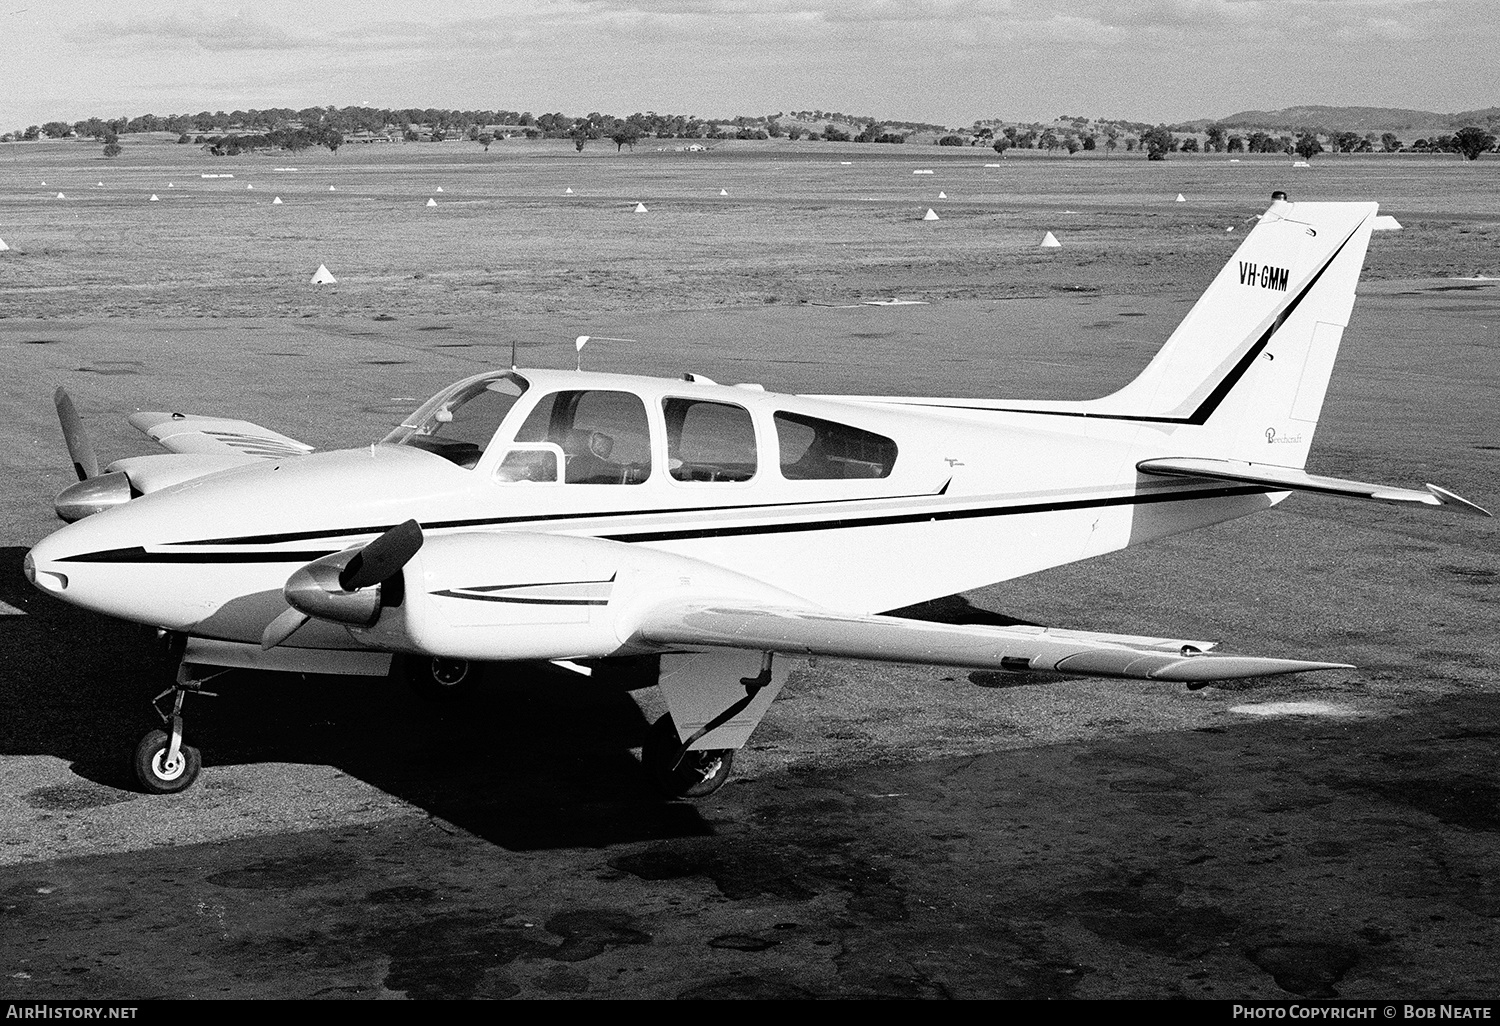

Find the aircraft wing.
xmin=1138 ymin=457 xmax=1490 ymax=516
xmin=129 ymin=411 xmax=315 ymax=460
xmin=630 ymin=602 xmax=1350 ymax=684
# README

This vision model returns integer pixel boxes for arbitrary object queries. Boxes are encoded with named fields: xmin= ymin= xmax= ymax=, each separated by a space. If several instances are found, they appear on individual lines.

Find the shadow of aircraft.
xmin=0 ymin=546 xmax=712 ymax=852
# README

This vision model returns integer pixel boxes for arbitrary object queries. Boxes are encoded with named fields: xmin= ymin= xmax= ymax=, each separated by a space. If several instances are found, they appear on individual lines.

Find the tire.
xmin=133 ymin=728 xmax=202 ymax=795
xmin=642 ymin=714 xmax=735 ymax=799
xmin=396 ymin=655 xmax=476 ymax=702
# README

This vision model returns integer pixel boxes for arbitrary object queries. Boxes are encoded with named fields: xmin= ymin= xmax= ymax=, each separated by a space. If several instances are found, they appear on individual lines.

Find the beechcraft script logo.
xmin=1239 ymin=261 xmax=1289 ymax=292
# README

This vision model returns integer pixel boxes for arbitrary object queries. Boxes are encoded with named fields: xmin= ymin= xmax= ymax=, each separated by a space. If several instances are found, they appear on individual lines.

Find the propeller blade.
xmin=53 ymin=387 xmax=100 ymax=481
xmin=260 ymin=606 xmax=311 ymax=650
xmin=339 ymin=519 xmax=424 ymax=591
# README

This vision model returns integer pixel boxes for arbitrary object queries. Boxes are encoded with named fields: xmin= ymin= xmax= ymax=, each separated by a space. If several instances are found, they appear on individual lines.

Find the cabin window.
xmin=774 ymin=412 xmax=898 ymax=480
xmin=514 ymin=390 xmax=652 ymax=484
xmin=663 ymin=398 xmax=757 ymax=482
xmin=384 ymin=373 xmax=528 ymax=468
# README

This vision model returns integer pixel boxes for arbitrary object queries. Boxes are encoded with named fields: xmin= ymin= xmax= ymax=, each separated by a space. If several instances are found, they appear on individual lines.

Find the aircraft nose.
xmin=25 ymin=534 xmax=72 ymax=597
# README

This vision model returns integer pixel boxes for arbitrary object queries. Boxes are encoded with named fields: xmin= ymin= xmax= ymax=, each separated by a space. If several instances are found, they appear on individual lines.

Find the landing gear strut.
xmin=133 ymin=667 xmax=219 ymax=794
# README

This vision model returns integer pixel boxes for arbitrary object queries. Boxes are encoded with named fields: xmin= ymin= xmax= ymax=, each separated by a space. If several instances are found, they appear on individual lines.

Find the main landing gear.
xmin=133 ymin=667 xmax=220 ymax=794
xmin=641 ymin=713 xmax=736 ymax=799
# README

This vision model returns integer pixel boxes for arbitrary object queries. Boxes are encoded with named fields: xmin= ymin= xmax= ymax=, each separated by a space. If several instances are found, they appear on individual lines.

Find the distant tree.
xmin=1455 ymin=126 xmax=1497 ymax=160
xmin=1081 ymin=133 xmax=1096 ymax=151
xmin=992 ymin=138 xmax=1009 ymax=155
xmin=766 ymin=120 xmax=785 ymax=137
xmin=176 ymin=133 xmax=191 ymax=144
xmin=1227 ymin=134 xmax=1244 ymax=153
xmin=42 ymin=121 xmax=72 ymax=139
xmin=23 ymin=125 xmax=40 ymax=140
xmin=478 ymin=132 xmax=493 ymax=151
xmin=1064 ymin=136 xmax=1080 ymax=155
xmin=403 ymin=129 xmax=419 ymax=142
xmin=1205 ymin=124 xmax=1226 ymax=153
xmin=1142 ymin=125 xmax=1174 ymax=160
xmin=102 ymin=141 xmax=122 ymax=157
xmin=1380 ymin=132 xmax=1402 ymax=153
xmin=325 ymin=130 xmax=343 ymax=154
xmin=787 ymin=126 xmax=803 ymax=141
xmin=937 ymin=134 xmax=964 ymax=146
xmin=431 ymin=129 xmax=445 ymax=142
xmin=1294 ymin=132 xmax=1323 ymax=160
xmin=610 ymin=124 xmax=640 ymax=151
xmin=1179 ymin=136 xmax=1199 ymax=152
xmin=823 ymin=126 xmax=851 ymax=142
xmin=1334 ymin=131 xmax=1362 ymax=153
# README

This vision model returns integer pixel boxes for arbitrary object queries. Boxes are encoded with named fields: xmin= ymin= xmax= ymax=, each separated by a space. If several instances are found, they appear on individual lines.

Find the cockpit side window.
xmin=663 ymin=398 xmax=756 ymax=482
xmin=384 ymin=374 xmax=528 ymax=469
xmin=775 ymin=412 xmax=897 ymax=480
xmin=514 ymin=390 xmax=652 ymax=484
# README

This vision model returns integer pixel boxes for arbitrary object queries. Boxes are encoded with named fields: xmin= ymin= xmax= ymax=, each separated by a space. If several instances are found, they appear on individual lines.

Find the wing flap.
xmin=1138 ymin=457 xmax=1490 ymax=516
xmin=631 ymin=603 xmax=1349 ymax=683
xmin=129 ymin=411 xmax=314 ymax=460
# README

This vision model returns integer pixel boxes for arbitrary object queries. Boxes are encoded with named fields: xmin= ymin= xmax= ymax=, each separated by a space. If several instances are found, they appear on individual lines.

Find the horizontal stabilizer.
xmin=631 ymin=602 xmax=1350 ymax=684
xmin=130 ymin=411 xmax=314 ymax=460
xmin=1138 ymin=457 xmax=1491 ymax=516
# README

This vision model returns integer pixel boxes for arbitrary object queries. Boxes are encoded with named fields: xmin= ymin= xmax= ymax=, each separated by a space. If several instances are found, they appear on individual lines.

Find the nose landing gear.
xmin=133 ymin=667 xmax=220 ymax=795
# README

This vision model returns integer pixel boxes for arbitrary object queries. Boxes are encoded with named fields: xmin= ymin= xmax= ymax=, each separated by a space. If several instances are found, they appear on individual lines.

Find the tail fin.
xmin=1100 ymin=196 xmax=1379 ymax=468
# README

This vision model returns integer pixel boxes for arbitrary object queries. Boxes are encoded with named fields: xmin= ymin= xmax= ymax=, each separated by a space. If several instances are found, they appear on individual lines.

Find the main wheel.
xmin=133 ymin=728 xmax=202 ymax=795
xmin=642 ymin=714 xmax=735 ymax=799
xmin=395 ymin=655 xmax=476 ymax=701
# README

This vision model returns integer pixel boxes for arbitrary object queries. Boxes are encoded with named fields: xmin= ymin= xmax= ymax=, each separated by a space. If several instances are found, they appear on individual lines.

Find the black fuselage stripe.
xmin=56 ymin=487 xmax=1272 ymax=564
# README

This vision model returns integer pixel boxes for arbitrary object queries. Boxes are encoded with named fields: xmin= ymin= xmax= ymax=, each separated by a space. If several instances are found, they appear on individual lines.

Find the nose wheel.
xmin=395 ymin=654 xmax=476 ymax=701
xmin=132 ymin=666 xmax=219 ymax=795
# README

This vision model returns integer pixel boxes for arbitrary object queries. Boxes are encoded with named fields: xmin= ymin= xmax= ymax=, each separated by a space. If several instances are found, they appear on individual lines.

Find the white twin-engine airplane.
xmin=25 ymin=194 xmax=1489 ymax=798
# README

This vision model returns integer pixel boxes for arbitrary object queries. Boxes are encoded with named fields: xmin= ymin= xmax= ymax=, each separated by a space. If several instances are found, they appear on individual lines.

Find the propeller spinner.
xmin=261 ymin=520 xmax=424 ymax=649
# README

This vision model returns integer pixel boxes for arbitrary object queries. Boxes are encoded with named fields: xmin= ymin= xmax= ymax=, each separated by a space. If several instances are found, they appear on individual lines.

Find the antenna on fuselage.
xmin=574 ymin=335 xmax=636 ymax=372
xmin=510 ymin=337 xmax=517 ymax=370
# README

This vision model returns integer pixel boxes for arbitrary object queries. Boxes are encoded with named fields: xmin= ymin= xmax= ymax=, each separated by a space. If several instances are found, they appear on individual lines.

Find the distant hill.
xmin=1209 ymin=105 xmax=1500 ymax=134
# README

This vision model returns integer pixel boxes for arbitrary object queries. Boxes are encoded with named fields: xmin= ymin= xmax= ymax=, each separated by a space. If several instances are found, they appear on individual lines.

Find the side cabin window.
xmin=775 ymin=412 xmax=897 ymax=480
xmin=663 ymin=398 xmax=757 ymax=482
xmin=514 ymin=390 xmax=652 ymax=484
xmin=386 ymin=374 xmax=528 ymax=469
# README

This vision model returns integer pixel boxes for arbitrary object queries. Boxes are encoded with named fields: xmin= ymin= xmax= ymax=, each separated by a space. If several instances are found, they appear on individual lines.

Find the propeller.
xmin=54 ymin=386 xmax=100 ymax=481
xmin=51 ymin=386 xmax=134 ymax=521
xmin=260 ymin=519 xmax=424 ymax=650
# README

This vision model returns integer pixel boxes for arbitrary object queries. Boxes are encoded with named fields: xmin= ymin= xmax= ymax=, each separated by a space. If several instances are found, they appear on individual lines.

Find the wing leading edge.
xmin=631 ymin=602 xmax=1350 ymax=684
xmin=130 ymin=411 xmax=315 ymax=460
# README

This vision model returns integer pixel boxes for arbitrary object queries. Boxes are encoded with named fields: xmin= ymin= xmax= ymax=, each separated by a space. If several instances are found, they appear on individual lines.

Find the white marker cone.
xmin=922 ymin=208 xmax=939 ymax=221
xmin=719 ymin=189 xmax=728 ymax=196
xmin=1039 ymin=231 xmax=1061 ymax=248
xmin=938 ymin=192 xmax=947 ymax=199
xmin=272 ymin=196 xmax=283 ymax=204
xmin=426 ymin=198 xmax=437 ymax=206
xmin=436 ymin=186 xmax=444 ymax=193
xmin=1175 ymin=193 xmax=1185 ymax=202
xmin=168 ymin=183 xmax=174 ymax=188
xmin=0 ymin=237 xmax=9 ymax=252
xmin=329 ymin=185 xmax=336 ymax=191
xmin=56 ymin=192 xmax=65 ymax=199
xmin=247 ymin=184 xmax=254 ymax=190
xmin=310 ymin=264 xmax=337 ymax=285
xmin=565 ymin=187 xmax=573 ymax=194
xmin=96 ymin=182 xmax=103 ymax=187
xmin=634 ymin=202 xmax=648 ymax=213
xmin=149 ymin=194 xmax=159 ymax=201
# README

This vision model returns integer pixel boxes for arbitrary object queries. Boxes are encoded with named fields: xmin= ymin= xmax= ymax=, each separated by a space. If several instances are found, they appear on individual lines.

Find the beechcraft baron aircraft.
xmin=25 ymin=194 xmax=1489 ymax=797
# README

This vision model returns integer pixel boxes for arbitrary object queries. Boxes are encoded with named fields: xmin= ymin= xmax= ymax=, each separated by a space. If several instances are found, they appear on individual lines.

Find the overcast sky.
xmin=5 ymin=1 xmax=1495 ymax=129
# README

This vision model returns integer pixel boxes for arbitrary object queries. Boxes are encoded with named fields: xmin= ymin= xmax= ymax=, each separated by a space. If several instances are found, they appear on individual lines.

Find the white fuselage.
xmin=26 ymin=368 xmax=1278 ymax=659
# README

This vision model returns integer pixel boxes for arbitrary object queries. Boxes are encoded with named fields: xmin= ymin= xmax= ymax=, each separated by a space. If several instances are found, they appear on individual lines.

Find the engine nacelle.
xmin=349 ymin=531 xmax=808 ymax=662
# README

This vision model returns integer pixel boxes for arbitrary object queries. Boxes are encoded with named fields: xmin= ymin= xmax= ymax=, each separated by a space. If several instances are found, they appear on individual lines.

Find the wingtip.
xmin=1426 ymin=484 xmax=1492 ymax=517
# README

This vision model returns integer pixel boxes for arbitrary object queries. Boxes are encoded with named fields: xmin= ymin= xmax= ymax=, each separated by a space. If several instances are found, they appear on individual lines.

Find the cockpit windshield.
xmin=382 ymin=372 xmax=529 ymax=468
